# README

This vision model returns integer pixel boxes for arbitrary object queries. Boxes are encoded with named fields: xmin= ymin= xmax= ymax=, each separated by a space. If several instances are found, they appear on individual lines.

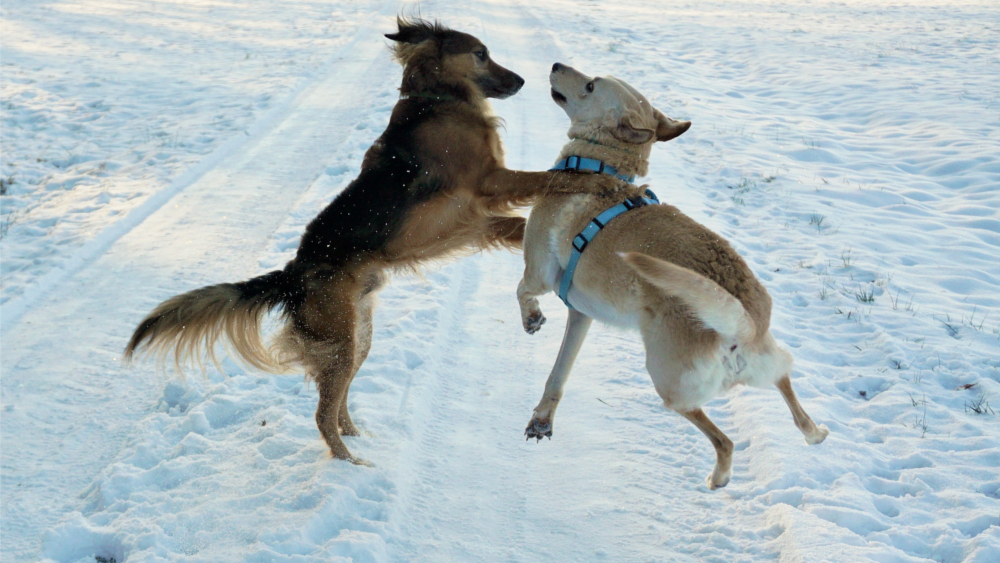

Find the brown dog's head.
xmin=386 ymin=18 xmax=524 ymax=101
xmin=549 ymin=62 xmax=690 ymax=148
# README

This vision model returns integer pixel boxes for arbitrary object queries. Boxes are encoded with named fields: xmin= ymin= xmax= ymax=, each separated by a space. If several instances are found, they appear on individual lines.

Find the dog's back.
xmin=526 ymin=194 xmax=771 ymax=352
xmin=294 ymin=100 xmax=457 ymax=269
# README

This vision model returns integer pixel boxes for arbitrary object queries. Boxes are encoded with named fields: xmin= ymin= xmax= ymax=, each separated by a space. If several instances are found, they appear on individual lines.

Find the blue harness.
xmin=548 ymin=156 xmax=659 ymax=309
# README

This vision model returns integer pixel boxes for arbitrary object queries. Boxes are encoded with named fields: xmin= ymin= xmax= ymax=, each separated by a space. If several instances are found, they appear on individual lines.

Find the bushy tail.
xmin=123 ymin=269 xmax=299 ymax=372
xmin=619 ymin=252 xmax=756 ymax=341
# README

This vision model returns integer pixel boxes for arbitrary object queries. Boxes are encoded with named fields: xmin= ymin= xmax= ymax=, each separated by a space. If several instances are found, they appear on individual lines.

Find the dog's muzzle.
xmin=494 ymin=73 xmax=525 ymax=99
xmin=479 ymin=62 xmax=525 ymax=99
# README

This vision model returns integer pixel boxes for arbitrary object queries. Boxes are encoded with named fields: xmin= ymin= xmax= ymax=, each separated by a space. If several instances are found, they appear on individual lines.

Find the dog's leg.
xmin=480 ymin=169 xmax=636 ymax=207
xmin=337 ymin=295 xmax=375 ymax=437
xmin=485 ymin=216 xmax=526 ymax=249
xmin=314 ymin=350 xmax=358 ymax=462
xmin=297 ymin=276 xmax=368 ymax=464
xmin=517 ymin=272 xmax=549 ymax=334
xmin=679 ymin=408 xmax=734 ymax=489
xmin=775 ymin=375 xmax=830 ymax=445
xmin=525 ymin=309 xmax=592 ymax=441
xmin=517 ymin=242 xmax=554 ymax=334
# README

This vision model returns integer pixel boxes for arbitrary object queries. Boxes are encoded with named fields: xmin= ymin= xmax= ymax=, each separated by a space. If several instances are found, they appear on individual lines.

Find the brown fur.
xmin=124 ymin=20 xmax=628 ymax=464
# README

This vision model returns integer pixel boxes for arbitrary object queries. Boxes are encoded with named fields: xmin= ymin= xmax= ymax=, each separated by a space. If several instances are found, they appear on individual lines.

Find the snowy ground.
xmin=2 ymin=0 xmax=998 ymax=562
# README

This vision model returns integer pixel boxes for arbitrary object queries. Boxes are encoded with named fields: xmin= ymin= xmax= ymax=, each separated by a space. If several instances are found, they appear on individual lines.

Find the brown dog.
xmin=123 ymin=20 xmax=624 ymax=463
xmin=518 ymin=64 xmax=829 ymax=488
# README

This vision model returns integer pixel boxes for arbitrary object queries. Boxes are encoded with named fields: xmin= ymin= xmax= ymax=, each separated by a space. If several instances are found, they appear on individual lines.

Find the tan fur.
xmin=520 ymin=65 xmax=828 ymax=488
xmin=123 ymin=284 xmax=291 ymax=375
xmin=125 ymin=25 xmax=631 ymax=465
xmin=621 ymin=252 xmax=757 ymax=342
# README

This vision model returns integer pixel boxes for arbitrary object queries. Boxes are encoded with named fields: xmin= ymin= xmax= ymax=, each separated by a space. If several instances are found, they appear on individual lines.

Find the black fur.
xmin=383 ymin=17 xmax=448 ymax=46
xmin=294 ymin=101 xmax=444 ymax=269
xmin=235 ymin=269 xmax=301 ymax=312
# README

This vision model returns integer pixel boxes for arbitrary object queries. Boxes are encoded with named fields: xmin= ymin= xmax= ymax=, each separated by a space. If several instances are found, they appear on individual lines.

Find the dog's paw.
xmin=338 ymin=424 xmax=362 ymax=437
xmin=349 ymin=456 xmax=374 ymax=467
xmin=590 ymin=173 xmax=630 ymax=194
xmin=524 ymin=418 xmax=553 ymax=442
xmin=706 ymin=465 xmax=732 ymax=490
xmin=805 ymin=424 xmax=830 ymax=445
xmin=523 ymin=311 xmax=546 ymax=334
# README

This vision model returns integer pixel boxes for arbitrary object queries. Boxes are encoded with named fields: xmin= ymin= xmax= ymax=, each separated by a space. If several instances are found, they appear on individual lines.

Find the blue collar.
xmin=550 ymin=156 xmax=635 ymax=183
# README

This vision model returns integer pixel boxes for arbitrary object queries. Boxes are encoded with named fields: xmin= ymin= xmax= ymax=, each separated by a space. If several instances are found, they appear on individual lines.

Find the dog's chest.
xmin=527 ymin=195 xmax=638 ymax=327
xmin=527 ymin=195 xmax=592 ymax=280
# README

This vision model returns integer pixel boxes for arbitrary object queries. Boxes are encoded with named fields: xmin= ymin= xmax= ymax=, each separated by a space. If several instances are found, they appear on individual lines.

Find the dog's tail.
xmin=123 ymin=268 xmax=301 ymax=373
xmin=619 ymin=252 xmax=756 ymax=341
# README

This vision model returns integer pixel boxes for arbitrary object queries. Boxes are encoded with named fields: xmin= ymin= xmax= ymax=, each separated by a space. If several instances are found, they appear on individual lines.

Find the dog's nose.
xmin=515 ymin=75 xmax=525 ymax=89
xmin=552 ymin=62 xmax=563 ymax=72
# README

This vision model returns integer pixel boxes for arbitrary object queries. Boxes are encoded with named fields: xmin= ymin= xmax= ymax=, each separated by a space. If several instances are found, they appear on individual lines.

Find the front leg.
xmin=485 ymin=216 xmax=526 ymax=250
xmin=480 ymin=169 xmax=631 ymax=208
xmin=517 ymin=273 xmax=548 ymax=334
xmin=525 ymin=309 xmax=593 ymax=441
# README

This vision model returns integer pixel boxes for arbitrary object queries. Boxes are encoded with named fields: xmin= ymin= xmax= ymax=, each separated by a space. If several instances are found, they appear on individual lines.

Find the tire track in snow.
xmin=375 ymin=1 xmax=760 ymax=560
xmin=1 ymin=2 xmax=402 ymax=559
xmin=385 ymin=252 xmax=546 ymax=561
xmin=0 ymin=1 xmax=392 ymax=337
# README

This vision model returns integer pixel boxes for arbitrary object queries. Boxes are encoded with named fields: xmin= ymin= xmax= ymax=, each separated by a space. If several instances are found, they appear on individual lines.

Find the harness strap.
xmin=550 ymin=155 xmax=635 ymax=183
xmin=557 ymin=189 xmax=659 ymax=309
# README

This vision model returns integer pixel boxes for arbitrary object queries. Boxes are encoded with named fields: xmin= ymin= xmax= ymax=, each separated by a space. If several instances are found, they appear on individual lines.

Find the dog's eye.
xmin=475 ymin=49 xmax=488 ymax=62
xmin=586 ymin=81 xmax=595 ymax=93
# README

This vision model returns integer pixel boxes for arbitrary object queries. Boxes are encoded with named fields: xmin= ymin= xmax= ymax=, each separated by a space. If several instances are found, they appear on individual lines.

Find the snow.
xmin=2 ymin=0 xmax=998 ymax=562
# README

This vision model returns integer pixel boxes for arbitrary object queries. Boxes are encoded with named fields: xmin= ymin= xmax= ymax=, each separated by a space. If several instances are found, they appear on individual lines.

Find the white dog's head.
xmin=549 ymin=63 xmax=690 ymax=169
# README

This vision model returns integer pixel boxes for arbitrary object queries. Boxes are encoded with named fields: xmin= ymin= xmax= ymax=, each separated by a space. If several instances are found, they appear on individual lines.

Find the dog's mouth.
xmin=550 ymin=88 xmax=567 ymax=105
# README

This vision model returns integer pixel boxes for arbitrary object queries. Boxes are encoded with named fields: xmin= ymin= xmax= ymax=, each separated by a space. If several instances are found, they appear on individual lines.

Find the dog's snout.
xmin=552 ymin=62 xmax=564 ymax=73
xmin=484 ymin=66 xmax=525 ymax=99
xmin=504 ymin=70 xmax=525 ymax=94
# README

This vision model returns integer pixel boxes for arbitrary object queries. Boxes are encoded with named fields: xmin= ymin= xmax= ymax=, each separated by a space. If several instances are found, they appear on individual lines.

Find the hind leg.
xmin=642 ymin=315 xmax=733 ymax=488
xmin=679 ymin=409 xmax=734 ymax=489
xmin=338 ymin=293 xmax=375 ymax=437
xmin=297 ymin=274 xmax=368 ymax=463
xmin=775 ymin=375 xmax=829 ymax=444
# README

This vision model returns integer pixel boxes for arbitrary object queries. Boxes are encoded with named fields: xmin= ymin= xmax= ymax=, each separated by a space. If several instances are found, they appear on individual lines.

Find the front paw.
xmin=524 ymin=417 xmax=553 ymax=442
xmin=523 ymin=311 xmax=546 ymax=334
xmin=594 ymin=174 xmax=629 ymax=191
xmin=551 ymin=172 xmax=624 ymax=195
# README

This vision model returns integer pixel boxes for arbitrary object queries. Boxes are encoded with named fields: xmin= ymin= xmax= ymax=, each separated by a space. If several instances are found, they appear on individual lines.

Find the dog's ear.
xmin=610 ymin=113 xmax=656 ymax=145
xmin=653 ymin=109 xmax=691 ymax=142
xmin=385 ymin=17 xmax=440 ymax=45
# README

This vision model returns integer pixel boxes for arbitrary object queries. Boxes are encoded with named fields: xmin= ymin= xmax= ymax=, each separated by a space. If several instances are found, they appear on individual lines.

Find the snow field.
xmin=3 ymin=0 xmax=400 ymax=559
xmin=525 ymin=0 xmax=999 ymax=561
xmin=2 ymin=0 xmax=999 ymax=562
xmin=1 ymin=0 xmax=381 ymax=309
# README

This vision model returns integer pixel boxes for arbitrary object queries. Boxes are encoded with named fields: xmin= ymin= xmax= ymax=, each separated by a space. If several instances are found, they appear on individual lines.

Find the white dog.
xmin=517 ymin=63 xmax=829 ymax=489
